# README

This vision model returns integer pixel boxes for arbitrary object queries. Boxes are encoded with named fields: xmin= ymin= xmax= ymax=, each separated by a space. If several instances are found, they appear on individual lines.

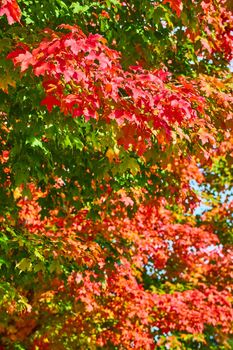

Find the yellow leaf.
xmin=0 ymin=74 xmax=16 ymax=93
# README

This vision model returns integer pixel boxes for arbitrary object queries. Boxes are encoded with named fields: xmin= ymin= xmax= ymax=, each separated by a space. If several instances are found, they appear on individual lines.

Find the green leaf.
xmin=71 ymin=3 xmax=90 ymax=14
xmin=16 ymin=258 xmax=32 ymax=272
xmin=34 ymin=249 xmax=44 ymax=261
xmin=27 ymin=136 xmax=48 ymax=153
xmin=0 ymin=258 xmax=9 ymax=268
xmin=34 ymin=262 xmax=45 ymax=272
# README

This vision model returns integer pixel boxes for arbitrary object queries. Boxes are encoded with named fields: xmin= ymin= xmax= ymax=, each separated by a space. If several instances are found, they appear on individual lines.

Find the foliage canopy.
xmin=0 ymin=0 xmax=233 ymax=349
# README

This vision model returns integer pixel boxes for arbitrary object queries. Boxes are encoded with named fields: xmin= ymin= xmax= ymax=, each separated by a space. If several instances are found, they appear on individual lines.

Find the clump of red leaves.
xmin=8 ymin=25 xmax=206 ymax=155
xmin=0 ymin=0 xmax=21 ymax=24
xmin=4 ymin=184 xmax=230 ymax=348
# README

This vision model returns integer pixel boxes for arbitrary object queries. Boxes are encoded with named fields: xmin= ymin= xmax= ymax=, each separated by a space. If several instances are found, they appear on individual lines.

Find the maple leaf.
xmin=163 ymin=0 xmax=183 ymax=17
xmin=198 ymin=128 xmax=216 ymax=145
xmin=34 ymin=62 xmax=54 ymax=76
xmin=7 ymin=48 xmax=33 ymax=72
xmin=41 ymin=95 xmax=61 ymax=112
xmin=0 ymin=73 xmax=16 ymax=93
xmin=0 ymin=0 xmax=21 ymax=24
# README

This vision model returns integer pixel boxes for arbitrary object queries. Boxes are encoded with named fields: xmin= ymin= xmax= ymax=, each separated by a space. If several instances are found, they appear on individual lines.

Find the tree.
xmin=0 ymin=0 xmax=232 ymax=349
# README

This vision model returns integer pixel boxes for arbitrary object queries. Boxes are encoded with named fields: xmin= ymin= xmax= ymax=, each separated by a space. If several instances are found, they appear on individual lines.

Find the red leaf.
xmin=7 ymin=48 xmax=33 ymax=72
xmin=41 ymin=95 xmax=61 ymax=112
xmin=163 ymin=0 xmax=183 ymax=17
xmin=0 ymin=0 xmax=21 ymax=24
